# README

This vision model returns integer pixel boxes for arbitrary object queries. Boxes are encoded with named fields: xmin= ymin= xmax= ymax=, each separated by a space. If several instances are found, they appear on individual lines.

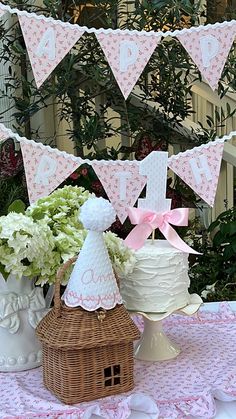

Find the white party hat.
xmin=64 ymin=197 xmax=122 ymax=311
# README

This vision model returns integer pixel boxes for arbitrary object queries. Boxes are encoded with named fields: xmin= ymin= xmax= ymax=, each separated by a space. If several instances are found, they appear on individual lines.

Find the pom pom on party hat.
xmin=64 ymin=197 xmax=122 ymax=311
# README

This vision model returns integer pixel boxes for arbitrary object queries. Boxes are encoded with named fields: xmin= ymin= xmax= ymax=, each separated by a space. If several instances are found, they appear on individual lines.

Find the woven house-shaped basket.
xmin=36 ymin=257 xmax=140 ymax=405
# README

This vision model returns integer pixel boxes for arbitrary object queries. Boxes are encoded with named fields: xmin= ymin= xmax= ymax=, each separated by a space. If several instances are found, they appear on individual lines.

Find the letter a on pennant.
xmin=36 ymin=27 xmax=56 ymax=61
xmin=96 ymin=32 xmax=161 ymax=99
xmin=177 ymin=25 xmax=236 ymax=90
xmin=168 ymin=142 xmax=224 ymax=207
xmin=18 ymin=14 xmax=84 ymax=88
xmin=20 ymin=141 xmax=81 ymax=203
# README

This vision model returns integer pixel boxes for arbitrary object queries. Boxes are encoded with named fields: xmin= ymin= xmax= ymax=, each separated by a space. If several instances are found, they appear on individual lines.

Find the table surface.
xmin=2 ymin=301 xmax=236 ymax=419
xmin=124 ymin=302 xmax=236 ymax=419
xmin=194 ymin=302 xmax=236 ymax=419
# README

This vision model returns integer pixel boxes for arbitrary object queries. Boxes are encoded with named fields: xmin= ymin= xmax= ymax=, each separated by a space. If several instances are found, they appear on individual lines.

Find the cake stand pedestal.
xmin=132 ymin=294 xmax=202 ymax=362
xmin=135 ymin=315 xmax=180 ymax=361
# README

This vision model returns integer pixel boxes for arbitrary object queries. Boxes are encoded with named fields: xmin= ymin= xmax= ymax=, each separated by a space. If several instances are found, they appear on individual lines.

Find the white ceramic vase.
xmin=0 ymin=273 xmax=49 ymax=372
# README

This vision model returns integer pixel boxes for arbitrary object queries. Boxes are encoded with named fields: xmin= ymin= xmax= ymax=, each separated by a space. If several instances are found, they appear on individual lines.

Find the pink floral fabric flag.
xmin=18 ymin=14 xmax=84 ymax=88
xmin=177 ymin=25 xmax=236 ymax=90
xmin=96 ymin=32 xmax=161 ymax=99
xmin=92 ymin=161 xmax=147 ymax=223
xmin=168 ymin=142 xmax=224 ymax=206
xmin=20 ymin=140 xmax=81 ymax=203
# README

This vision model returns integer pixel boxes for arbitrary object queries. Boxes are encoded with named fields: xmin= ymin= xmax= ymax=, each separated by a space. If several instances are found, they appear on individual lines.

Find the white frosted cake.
xmin=120 ymin=240 xmax=200 ymax=314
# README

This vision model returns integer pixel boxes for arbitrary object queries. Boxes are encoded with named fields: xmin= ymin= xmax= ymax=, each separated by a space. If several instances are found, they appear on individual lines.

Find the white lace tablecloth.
xmin=1 ymin=302 xmax=236 ymax=419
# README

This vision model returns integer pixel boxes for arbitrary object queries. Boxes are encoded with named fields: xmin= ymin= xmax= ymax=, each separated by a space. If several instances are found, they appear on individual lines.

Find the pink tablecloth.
xmin=1 ymin=302 xmax=236 ymax=419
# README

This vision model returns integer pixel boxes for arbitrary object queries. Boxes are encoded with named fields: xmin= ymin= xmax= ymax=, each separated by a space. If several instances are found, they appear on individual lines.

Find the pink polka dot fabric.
xmin=18 ymin=15 xmax=84 ymax=88
xmin=177 ymin=25 xmax=236 ymax=90
xmin=1 ymin=303 xmax=236 ymax=418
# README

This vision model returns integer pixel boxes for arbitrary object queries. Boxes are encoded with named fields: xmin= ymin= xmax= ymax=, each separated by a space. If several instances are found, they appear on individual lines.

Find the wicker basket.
xmin=36 ymin=257 xmax=140 ymax=404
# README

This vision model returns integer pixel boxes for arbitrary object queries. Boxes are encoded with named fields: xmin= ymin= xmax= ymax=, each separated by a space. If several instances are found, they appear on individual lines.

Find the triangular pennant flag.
xmin=18 ymin=14 xmax=84 ymax=88
xmin=168 ymin=142 xmax=224 ymax=206
xmin=20 ymin=140 xmax=81 ymax=203
xmin=96 ymin=32 xmax=161 ymax=99
xmin=92 ymin=161 xmax=147 ymax=223
xmin=177 ymin=25 xmax=236 ymax=90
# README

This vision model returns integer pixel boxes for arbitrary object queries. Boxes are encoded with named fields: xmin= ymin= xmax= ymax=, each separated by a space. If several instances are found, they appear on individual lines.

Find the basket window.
xmin=104 ymin=365 xmax=121 ymax=387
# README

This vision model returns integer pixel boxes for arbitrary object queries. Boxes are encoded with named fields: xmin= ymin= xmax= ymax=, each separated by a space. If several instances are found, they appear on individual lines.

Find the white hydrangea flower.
xmin=0 ymin=186 xmax=137 ymax=285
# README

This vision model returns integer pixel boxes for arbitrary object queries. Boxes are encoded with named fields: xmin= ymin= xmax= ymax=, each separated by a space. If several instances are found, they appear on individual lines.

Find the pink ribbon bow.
xmin=124 ymin=207 xmax=199 ymax=254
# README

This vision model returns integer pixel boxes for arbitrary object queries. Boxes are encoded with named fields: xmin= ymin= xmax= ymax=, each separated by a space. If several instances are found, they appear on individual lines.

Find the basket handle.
xmin=54 ymin=256 xmax=78 ymax=317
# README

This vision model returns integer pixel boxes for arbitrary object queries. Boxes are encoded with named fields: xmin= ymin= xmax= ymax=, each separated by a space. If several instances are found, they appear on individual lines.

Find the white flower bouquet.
xmin=24 ymin=185 xmax=136 ymax=285
xmin=0 ymin=212 xmax=59 ymax=281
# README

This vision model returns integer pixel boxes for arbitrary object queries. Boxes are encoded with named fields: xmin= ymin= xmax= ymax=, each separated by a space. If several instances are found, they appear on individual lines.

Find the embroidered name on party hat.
xmin=64 ymin=197 xmax=122 ymax=311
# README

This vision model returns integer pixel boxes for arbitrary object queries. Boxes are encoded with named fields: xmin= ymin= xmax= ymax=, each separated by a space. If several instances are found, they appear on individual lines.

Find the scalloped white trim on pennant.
xmin=96 ymin=31 xmax=161 ymax=99
xmin=168 ymin=141 xmax=224 ymax=206
xmin=1 ymin=123 xmax=233 ymax=168
xmin=92 ymin=161 xmax=147 ymax=223
xmin=18 ymin=13 xmax=84 ymax=88
xmin=177 ymin=24 xmax=236 ymax=91
xmin=20 ymin=139 xmax=82 ymax=203
xmin=0 ymin=3 xmax=236 ymax=94
xmin=0 ymin=2 xmax=236 ymax=39
xmin=168 ymin=136 xmax=227 ymax=162
xmin=0 ymin=122 xmax=235 ymax=209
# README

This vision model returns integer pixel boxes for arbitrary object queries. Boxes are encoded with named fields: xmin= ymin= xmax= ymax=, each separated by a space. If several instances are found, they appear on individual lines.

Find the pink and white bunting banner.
xmin=18 ymin=15 xmax=84 ymax=88
xmin=0 ymin=122 xmax=231 ymax=212
xmin=177 ymin=25 xmax=236 ymax=91
xmin=168 ymin=141 xmax=224 ymax=206
xmin=20 ymin=140 xmax=81 ymax=203
xmin=92 ymin=161 xmax=147 ymax=223
xmin=96 ymin=32 xmax=161 ymax=99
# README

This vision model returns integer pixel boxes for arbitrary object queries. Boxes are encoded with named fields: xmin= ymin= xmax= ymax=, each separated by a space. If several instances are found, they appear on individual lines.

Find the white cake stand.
xmin=130 ymin=294 xmax=202 ymax=362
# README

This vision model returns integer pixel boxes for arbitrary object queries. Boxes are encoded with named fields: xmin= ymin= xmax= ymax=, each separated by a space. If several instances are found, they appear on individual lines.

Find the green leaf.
xmin=229 ymin=222 xmax=236 ymax=236
xmin=220 ymin=223 xmax=231 ymax=235
xmin=223 ymin=245 xmax=235 ymax=260
xmin=8 ymin=200 xmax=26 ymax=214
xmin=213 ymin=231 xmax=225 ymax=247
xmin=208 ymin=219 xmax=219 ymax=232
